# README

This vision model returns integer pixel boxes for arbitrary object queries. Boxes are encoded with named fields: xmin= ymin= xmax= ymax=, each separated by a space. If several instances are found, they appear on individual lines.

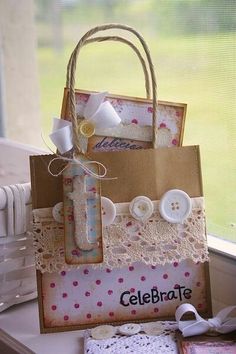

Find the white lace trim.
xmin=32 ymin=197 xmax=208 ymax=273
xmin=85 ymin=321 xmax=178 ymax=354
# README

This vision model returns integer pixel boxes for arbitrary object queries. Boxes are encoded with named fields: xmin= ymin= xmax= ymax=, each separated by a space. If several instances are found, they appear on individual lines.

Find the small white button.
xmin=129 ymin=196 xmax=154 ymax=222
xmin=159 ymin=189 xmax=192 ymax=224
xmin=142 ymin=322 xmax=164 ymax=336
xmin=91 ymin=325 xmax=116 ymax=340
xmin=119 ymin=323 xmax=141 ymax=336
xmin=101 ymin=196 xmax=116 ymax=226
xmin=52 ymin=202 xmax=64 ymax=223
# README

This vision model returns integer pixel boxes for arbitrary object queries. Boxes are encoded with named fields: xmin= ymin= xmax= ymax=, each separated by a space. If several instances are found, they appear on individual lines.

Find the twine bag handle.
xmin=68 ymin=24 xmax=158 ymax=153
xmin=66 ymin=35 xmax=151 ymax=99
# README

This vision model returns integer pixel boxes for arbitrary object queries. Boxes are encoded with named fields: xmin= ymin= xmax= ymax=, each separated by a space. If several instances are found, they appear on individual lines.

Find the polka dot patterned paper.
xmin=40 ymin=260 xmax=210 ymax=330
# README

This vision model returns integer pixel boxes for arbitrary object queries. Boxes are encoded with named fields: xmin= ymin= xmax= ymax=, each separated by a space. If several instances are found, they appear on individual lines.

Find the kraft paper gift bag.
xmin=30 ymin=24 xmax=211 ymax=333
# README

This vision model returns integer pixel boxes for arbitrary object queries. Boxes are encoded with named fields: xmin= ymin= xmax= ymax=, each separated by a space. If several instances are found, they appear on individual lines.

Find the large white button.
xmin=159 ymin=189 xmax=192 ymax=224
xmin=129 ymin=196 xmax=154 ymax=222
xmin=101 ymin=196 xmax=116 ymax=226
xmin=91 ymin=325 xmax=116 ymax=340
xmin=142 ymin=322 xmax=164 ymax=336
xmin=52 ymin=202 xmax=64 ymax=223
xmin=119 ymin=323 xmax=141 ymax=336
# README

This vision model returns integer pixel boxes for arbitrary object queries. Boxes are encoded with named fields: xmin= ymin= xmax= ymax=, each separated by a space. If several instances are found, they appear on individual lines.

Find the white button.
xmin=52 ymin=202 xmax=64 ymax=223
xmin=91 ymin=325 xmax=116 ymax=340
xmin=101 ymin=196 xmax=116 ymax=226
xmin=159 ymin=189 xmax=192 ymax=224
xmin=129 ymin=196 xmax=153 ymax=222
xmin=119 ymin=323 xmax=141 ymax=336
xmin=142 ymin=322 xmax=164 ymax=336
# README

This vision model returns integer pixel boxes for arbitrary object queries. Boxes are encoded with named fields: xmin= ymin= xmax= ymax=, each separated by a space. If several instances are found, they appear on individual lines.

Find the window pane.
xmin=35 ymin=0 xmax=236 ymax=242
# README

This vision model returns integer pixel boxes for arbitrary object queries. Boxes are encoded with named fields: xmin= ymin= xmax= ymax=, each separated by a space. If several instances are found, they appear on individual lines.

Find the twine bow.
xmin=175 ymin=303 xmax=236 ymax=337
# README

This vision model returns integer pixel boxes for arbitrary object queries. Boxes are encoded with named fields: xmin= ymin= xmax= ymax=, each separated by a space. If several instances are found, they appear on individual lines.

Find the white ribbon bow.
xmin=49 ymin=92 xmax=121 ymax=154
xmin=175 ymin=303 xmax=236 ymax=337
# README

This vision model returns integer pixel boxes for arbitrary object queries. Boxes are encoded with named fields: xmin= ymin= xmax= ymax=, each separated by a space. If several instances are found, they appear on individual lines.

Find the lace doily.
xmin=32 ymin=197 xmax=208 ymax=273
xmin=85 ymin=321 xmax=178 ymax=354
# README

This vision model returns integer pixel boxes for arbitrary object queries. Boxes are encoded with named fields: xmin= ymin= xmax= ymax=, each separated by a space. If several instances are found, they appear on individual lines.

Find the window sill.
xmin=208 ymin=234 xmax=236 ymax=260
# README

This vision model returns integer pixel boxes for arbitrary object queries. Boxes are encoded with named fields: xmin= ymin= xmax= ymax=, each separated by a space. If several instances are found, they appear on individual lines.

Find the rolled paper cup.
xmin=91 ymin=101 xmax=121 ymax=129
xmin=49 ymin=124 xmax=73 ymax=154
xmin=84 ymin=92 xmax=107 ymax=119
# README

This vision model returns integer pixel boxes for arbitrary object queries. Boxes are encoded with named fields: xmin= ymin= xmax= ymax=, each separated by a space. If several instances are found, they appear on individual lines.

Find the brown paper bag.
xmin=30 ymin=24 xmax=211 ymax=333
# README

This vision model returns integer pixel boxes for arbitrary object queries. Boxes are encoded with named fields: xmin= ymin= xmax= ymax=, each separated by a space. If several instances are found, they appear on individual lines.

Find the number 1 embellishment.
xmin=63 ymin=159 xmax=103 ymax=265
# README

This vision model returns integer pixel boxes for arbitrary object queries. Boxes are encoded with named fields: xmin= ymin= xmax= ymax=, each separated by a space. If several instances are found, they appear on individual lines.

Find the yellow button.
xmin=78 ymin=120 xmax=95 ymax=138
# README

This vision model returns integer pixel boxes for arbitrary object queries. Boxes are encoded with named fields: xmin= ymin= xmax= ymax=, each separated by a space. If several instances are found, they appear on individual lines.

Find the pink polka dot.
xmin=108 ymin=290 xmax=113 ymax=295
xmin=64 ymin=315 xmax=69 ymax=321
xmin=61 ymin=271 xmax=66 ymax=276
xmin=172 ymin=139 xmax=178 ymax=145
xmin=74 ymin=303 xmax=80 ymax=309
xmin=152 ymin=285 xmax=158 ymax=290
xmin=176 ymin=111 xmax=181 ymax=117
xmin=173 ymin=262 xmax=179 ymax=267
xmin=151 ymin=265 xmax=156 ymax=269
xmin=109 ymin=312 xmax=114 ymax=317
xmin=96 ymin=279 xmax=101 ymax=285
xmin=85 ymin=291 xmax=90 ymax=297
xmin=196 ymin=281 xmax=201 ymax=287
xmin=86 ymin=313 xmax=92 ymax=319
xmin=62 ymin=293 xmax=67 ymax=298
xmin=185 ymin=272 xmax=190 ymax=277
xmin=163 ymin=273 xmax=168 ymax=279
xmin=126 ymin=221 xmax=132 ymax=227
xmin=148 ymin=107 xmax=153 ymax=113
xmin=97 ymin=301 xmax=103 ymax=307
xmin=174 ymin=284 xmax=180 ymax=289
xmin=118 ymin=278 xmax=124 ymax=283
xmin=131 ymin=118 xmax=138 ymax=124
xmin=71 ymin=249 xmax=78 ymax=256
xmin=73 ymin=281 xmax=78 ymax=287
xmin=154 ymin=307 xmax=159 ymax=313
xmin=68 ymin=214 xmax=74 ymax=222
xmin=106 ymin=268 xmax=111 ymax=273
xmin=131 ymin=310 xmax=136 ymax=315
xmin=164 ymin=296 xmax=168 ymax=301
xmin=51 ymin=305 xmax=57 ymax=311
xmin=130 ymin=288 xmax=135 ymax=293
xmin=83 ymin=269 xmax=89 ymax=275
xmin=50 ymin=282 xmax=55 ymax=288
xmin=160 ymin=123 xmax=166 ymax=128
xmin=129 ymin=266 xmax=134 ymax=271
xmin=141 ymin=276 xmax=146 ymax=281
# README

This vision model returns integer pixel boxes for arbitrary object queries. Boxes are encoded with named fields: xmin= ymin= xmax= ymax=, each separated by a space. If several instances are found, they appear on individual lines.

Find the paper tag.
xmin=63 ymin=158 xmax=103 ymax=265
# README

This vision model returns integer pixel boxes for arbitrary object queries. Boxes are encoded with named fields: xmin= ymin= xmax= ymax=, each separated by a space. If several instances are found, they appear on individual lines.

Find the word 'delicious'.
xmin=93 ymin=137 xmax=147 ymax=151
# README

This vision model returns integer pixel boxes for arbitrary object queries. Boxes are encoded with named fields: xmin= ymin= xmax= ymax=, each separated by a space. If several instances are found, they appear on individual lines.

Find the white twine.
xmin=47 ymin=154 xmax=117 ymax=181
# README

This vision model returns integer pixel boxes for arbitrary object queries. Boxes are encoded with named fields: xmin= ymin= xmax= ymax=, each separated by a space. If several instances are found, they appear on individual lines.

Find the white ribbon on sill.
xmin=49 ymin=92 xmax=121 ymax=154
xmin=175 ymin=303 xmax=236 ymax=337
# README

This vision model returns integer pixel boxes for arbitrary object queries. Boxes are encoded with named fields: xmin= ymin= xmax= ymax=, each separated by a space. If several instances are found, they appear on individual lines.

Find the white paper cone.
xmin=49 ymin=124 xmax=73 ymax=154
xmin=90 ymin=101 xmax=121 ymax=129
xmin=84 ymin=92 xmax=107 ymax=119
